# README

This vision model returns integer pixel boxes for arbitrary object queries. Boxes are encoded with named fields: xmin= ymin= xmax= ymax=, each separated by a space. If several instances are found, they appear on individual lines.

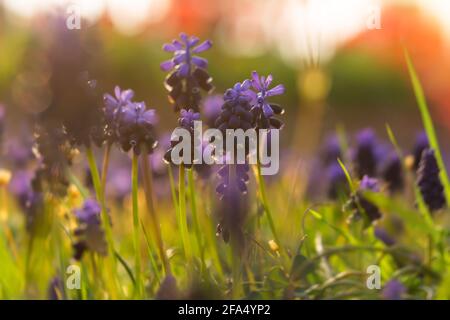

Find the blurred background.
xmin=0 ymin=0 xmax=450 ymax=155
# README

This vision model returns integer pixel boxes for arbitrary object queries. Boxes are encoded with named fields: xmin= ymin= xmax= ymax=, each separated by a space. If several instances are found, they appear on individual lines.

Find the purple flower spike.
xmin=249 ymin=71 xmax=285 ymax=130
xmin=412 ymin=131 xmax=429 ymax=170
xmin=353 ymin=128 xmax=379 ymax=179
xmin=345 ymin=175 xmax=382 ymax=228
xmin=202 ymin=95 xmax=223 ymax=128
xmin=360 ymin=175 xmax=380 ymax=192
xmin=224 ymin=80 xmax=253 ymax=104
xmin=179 ymin=109 xmax=200 ymax=129
xmin=117 ymin=101 xmax=159 ymax=155
xmin=160 ymin=33 xmax=212 ymax=74
xmin=417 ymin=148 xmax=446 ymax=212
xmin=161 ymin=33 xmax=213 ymax=112
xmin=382 ymin=280 xmax=406 ymax=300
xmin=73 ymin=199 xmax=108 ymax=260
xmin=103 ymin=86 xmax=135 ymax=122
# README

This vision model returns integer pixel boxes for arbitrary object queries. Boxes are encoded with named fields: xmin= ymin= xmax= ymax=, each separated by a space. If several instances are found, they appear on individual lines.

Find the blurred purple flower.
xmin=0 ymin=104 xmax=5 ymax=142
xmin=346 ymin=175 xmax=382 ymax=228
xmin=106 ymin=166 xmax=131 ymax=203
xmin=382 ymin=280 xmax=406 ymax=300
xmin=360 ymin=175 xmax=380 ymax=192
xmin=321 ymin=134 xmax=342 ymax=166
xmin=417 ymin=148 xmax=446 ymax=212
xmin=353 ymin=128 xmax=378 ymax=179
xmin=73 ymin=199 xmax=108 ymax=260
xmin=374 ymin=227 xmax=396 ymax=246
xmin=412 ymin=131 xmax=429 ymax=170
xmin=382 ymin=152 xmax=404 ymax=194
xmin=5 ymin=137 xmax=35 ymax=168
xmin=327 ymin=163 xmax=347 ymax=199
xmin=201 ymin=95 xmax=223 ymax=128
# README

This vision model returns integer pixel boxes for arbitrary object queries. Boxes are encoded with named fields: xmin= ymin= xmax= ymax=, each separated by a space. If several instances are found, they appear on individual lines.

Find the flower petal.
xmin=265 ymin=74 xmax=273 ymax=88
xmin=121 ymin=89 xmax=134 ymax=102
xmin=163 ymin=43 xmax=177 ymax=52
xmin=188 ymin=36 xmax=199 ymax=47
xmin=142 ymin=109 xmax=158 ymax=125
xmin=114 ymin=86 xmax=121 ymax=99
xmin=262 ymin=103 xmax=274 ymax=118
xmin=192 ymin=40 xmax=212 ymax=53
xmin=177 ymin=63 xmax=189 ymax=77
xmin=191 ymin=56 xmax=208 ymax=68
xmin=267 ymin=84 xmax=285 ymax=97
xmin=251 ymin=71 xmax=262 ymax=90
xmin=173 ymin=52 xmax=186 ymax=65
xmin=160 ymin=60 xmax=175 ymax=71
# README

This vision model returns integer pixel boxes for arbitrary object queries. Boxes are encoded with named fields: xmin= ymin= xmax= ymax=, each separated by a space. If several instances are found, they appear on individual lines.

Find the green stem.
xmin=86 ymin=147 xmax=120 ymax=297
xmin=256 ymin=160 xmax=280 ymax=246
xmin=131 ymin=153 xmax=142 ymax=297
xmin=141 ymin=150 xmax=171 ymax=275
xmin=101 ymin=143 xmax=112 ymax=192
xmin=178 ymin=164 xmax=191 ymax=263
xmin=187 ymin=169 xmax=205 ymax=271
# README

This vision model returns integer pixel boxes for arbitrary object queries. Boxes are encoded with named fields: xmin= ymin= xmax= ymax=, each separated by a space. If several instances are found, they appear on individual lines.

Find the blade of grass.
xmin=337 ymin=158 xmax=355 ymax=193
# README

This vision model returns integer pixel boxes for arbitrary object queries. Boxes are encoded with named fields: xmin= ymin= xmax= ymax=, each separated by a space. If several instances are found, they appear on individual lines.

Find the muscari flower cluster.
xmin=161 ymin=33 xmax=213 ymax=112
xmin=213 ymin=73 xmax=285 ymax=243
xmin=345 ymin=175 xmax=382 ymax=228
xmin=102 ymin=86 xmax=159 ymax=155
xmin=73 ymin=199 xmax=108 ymax=260
xmin=161 ymin=34 xmax=214 ymax=175
xmin=416 ymin=148 xmax=446 ymax=212
xmin=320 ymin=128 xmax=407 ymax=200
xmin=214 ymin=73 xmax=285 ymax=197
xmin=164 ymin=109 xmax=201 ymax=169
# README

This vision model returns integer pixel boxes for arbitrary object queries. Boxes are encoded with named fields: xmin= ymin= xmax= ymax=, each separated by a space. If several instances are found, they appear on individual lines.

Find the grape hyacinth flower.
xmin=164 ymin=109 xmax=201 ymax=168
xmin=216 ymin=163 xmax=250 ymax=198
xmin=411 ymin=131 xmax=429 ymax=171
xmin=32 ymin=125 xmax=72 ymax=197
xmin=345 ymin=175 xmax=382 ymax=227
xmin=216 ymin=185 xmax=249 ymax=247
xmin=214 ymin=81 xmax=254 ymax=196
xmin=382 ymin=279 xmax=406 ymax=300
xmin=352 ymin=129 xmax=379 ymax=179
xmin=161 ymin=33 xmax=213 ymax=112
xmin=382 ymin=153 xmax=404 ymax=194
xmin=73 ymin=199 xmax=108 ymax=260
xmin=201 ymin=95 xmax=223 ymax=128
xmin=116 ymin=101 xmax=159 ymax=155
xmin=99 ymin=86 xmax=135 ymax=145
xmin=9 ymin=170 xmax=43 ymax=232
xmin=215 ymin=80 xmax=254 ymax=132
xmin=47 ymin=276 xmax=65 ymax=300
xmin=327 ymin=163 xmax=348 ymax=199
xmin=416 ymin=149 xmax=446 ymax=212
xmin=374 ymin=227 xmax=396 ymax=246
xmin=321 ymin=134 xmax=342 ymax=166
xmin=249 ymin=71 xmax=285 ymax=130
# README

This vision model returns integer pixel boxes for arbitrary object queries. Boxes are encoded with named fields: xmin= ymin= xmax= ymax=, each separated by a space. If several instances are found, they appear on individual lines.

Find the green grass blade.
xmin=404 ymin=48 xmax=450 ymax=204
